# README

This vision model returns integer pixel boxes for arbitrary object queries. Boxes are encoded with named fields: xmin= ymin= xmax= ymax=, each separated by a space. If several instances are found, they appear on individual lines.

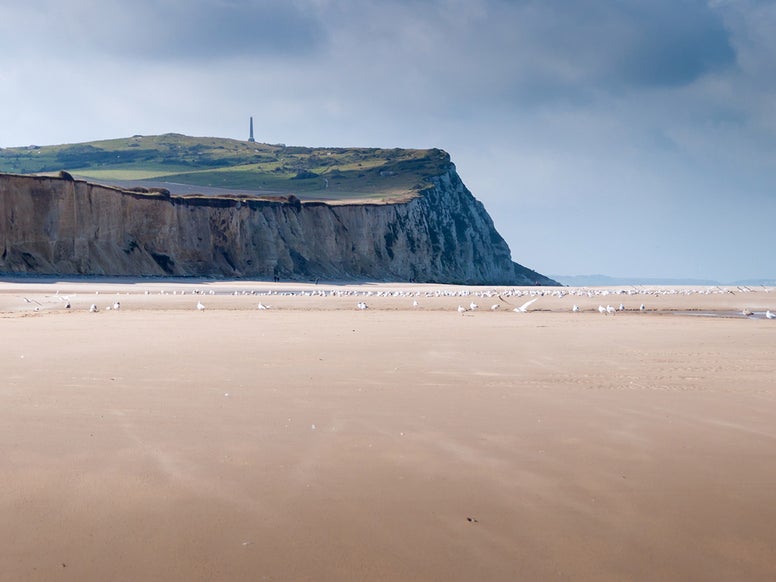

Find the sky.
xmin=1 ymin=0 xmax=774 ymax=282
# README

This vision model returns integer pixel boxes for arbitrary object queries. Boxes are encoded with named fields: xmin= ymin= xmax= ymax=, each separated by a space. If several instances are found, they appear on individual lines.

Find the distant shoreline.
xmin=552 ymin=274 xmax=776 ymax=287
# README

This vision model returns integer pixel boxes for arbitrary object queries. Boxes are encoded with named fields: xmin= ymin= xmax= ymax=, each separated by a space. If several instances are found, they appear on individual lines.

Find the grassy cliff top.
xmin=0 ymin=134 xmax=451 ymax=202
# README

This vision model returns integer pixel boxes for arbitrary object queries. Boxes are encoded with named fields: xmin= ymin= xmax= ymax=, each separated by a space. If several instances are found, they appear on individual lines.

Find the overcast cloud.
xmin=1 ymin=0 xmax=774 ymax=281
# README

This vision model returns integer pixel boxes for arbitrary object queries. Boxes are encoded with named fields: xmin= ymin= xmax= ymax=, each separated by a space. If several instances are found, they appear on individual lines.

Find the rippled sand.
xmin=2 ymin=280 xmax=775 ymax=581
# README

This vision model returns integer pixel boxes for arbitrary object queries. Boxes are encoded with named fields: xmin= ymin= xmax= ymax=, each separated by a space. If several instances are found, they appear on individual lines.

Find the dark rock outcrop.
xmin=0 ymin=165 xmax=556 ymax=285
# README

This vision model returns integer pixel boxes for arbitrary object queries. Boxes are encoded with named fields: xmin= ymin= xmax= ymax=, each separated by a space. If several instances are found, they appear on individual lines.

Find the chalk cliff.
xmin=0 ymin=166 xmax=556 ymax=285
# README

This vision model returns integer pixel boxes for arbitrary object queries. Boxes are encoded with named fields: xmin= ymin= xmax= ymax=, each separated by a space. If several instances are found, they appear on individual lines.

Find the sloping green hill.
xmin=0 ymin=134 xmax=451 ymax=201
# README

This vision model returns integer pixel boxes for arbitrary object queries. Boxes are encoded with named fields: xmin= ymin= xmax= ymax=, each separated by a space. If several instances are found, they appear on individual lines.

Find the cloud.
xmin=514 ymin=0 xmax=735 ymax=90
xmin=292 ymin=0 xmax=736 ymax=113
xmin=0 ymin=1 xmax=738 ymax=99
xmin=0 ymin=0 xmax=325 ymax=61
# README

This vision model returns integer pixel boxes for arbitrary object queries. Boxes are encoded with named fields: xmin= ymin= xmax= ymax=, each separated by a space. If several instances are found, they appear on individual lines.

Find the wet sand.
xmin=2 ymin=281 xmax=776 ymax=581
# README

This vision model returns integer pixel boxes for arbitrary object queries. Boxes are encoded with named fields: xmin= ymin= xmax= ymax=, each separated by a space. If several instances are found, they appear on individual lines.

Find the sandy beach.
xmin=2 ymin=279 xmax=775 ymax=581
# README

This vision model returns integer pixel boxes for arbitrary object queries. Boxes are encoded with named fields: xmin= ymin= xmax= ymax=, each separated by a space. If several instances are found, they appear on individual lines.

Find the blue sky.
xmin=1 ymin=0 xmax=774 ymax=281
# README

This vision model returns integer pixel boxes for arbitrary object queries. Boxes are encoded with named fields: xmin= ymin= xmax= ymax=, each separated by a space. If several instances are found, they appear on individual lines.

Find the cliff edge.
xmin=0 ymin=165 xmax=556 ymax=285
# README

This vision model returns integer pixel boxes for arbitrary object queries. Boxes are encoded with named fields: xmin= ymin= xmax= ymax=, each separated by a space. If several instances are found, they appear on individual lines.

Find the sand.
xmin=1 ymin=280 xmax=776 ymax=581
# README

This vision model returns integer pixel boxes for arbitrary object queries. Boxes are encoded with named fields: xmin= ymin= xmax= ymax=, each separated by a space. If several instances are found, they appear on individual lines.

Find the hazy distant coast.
xmin=553 ymin=273 xmax=776 ymax=287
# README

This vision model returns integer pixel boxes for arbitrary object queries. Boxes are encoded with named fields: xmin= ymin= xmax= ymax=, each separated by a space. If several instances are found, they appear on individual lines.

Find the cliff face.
xmin=0 ymin=165 xmax=555 ymax=285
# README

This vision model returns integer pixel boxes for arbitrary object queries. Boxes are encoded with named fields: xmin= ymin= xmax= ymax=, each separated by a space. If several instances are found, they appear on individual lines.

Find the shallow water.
xmin=672 ymin=310 xmax=773 ymax=320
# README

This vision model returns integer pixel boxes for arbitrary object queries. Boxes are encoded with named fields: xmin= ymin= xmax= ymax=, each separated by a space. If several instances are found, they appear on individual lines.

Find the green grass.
xmin=0 ymin=134 xmax=450 ymax=200
xmin=74 ymin=165 xmax=196 ymax=180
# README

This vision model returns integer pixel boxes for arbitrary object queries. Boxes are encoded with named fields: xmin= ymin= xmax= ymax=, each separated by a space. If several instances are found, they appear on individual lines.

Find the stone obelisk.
xmin=248 ymin=117 xmax=256 ymax=143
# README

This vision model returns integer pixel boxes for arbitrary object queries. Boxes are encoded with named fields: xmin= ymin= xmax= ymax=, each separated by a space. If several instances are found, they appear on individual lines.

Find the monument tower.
xmin=248 ymin=116 xmax=255 ymax=143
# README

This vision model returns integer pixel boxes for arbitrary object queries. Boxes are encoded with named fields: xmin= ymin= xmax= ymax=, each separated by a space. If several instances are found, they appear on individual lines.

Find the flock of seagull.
xmin=456 ymin=296 xmax=539 ymax=315
xmin=16 ymin=284 xmax=776 ymax=319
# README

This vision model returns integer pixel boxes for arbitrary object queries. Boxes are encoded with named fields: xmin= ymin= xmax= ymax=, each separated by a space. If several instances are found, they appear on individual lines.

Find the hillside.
xmin=0 ymin=134 xmax=450 ymax=202
xmin=0 ymin=134 xmax=558 ymax=284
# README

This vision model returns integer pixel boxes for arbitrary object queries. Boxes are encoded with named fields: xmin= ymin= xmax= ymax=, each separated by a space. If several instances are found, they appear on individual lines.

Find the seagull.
xmin=412 ymin=300 xmax=419 ymax=308
xmin=490 ymin=304 xmax=500 ymax=311
xmin=357 ymin=301 xmax=368 ymax=310
xmin=618 ymin=303 xmax=625 ymax=311
xmin=257 ymin=302 xmax=269 ymax=310
xmin=742 ymin=308 xmax=753 ymax=317
xmin=89 ymin=304 xmax=98 ymax=313
xmin=457 ymin=305 xmax=467 ymax=315
xmin=640 ymin=304 xmax=646 ymax=311
xmin=469 ymin=302 xmax=478 ymax=311
xmin=606 ymin=305 xmax=616 ymax=315
xmin=598 ymin=305 xmax=607 ymax=315
xmin=766 ymin=310 xmax=775 ymax=319
xmin=572 ymin=304 xmax=580 ymax=312
xmin=196 ymin=301 xmax=205 ymax=311
xmin=113 ymin=301 xmax=121 ymax=310
xmin=513 ymin=298 xmax=538 ymax=313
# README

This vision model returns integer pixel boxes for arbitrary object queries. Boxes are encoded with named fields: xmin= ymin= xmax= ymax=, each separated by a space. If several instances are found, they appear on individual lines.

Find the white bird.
xmin=598 ymin=305 xmax=607 ymax=315
xmin=640 ymin=304 xmax=646 ymax=311
xmin=618 ymin=303 xmax=625 ymax=311
xmin=457 ymin=305 xmax=467 ymax=315
xmin=89 ymin=304 xmax=98 ymax=313
xmin=469 ymin=301 xmax=478 ymax=310
xmin=113 ymin=301 xmax=121 ymax=310
xmin=513 ymin=298 xmax=538 ymax=313
xmin=742 ymin=308 xmax=753 ymax=317
xmin=357 ymin=302 xmax=368 ymax=310
xmin=766 ymin=310 xmax=775 ymax=319
xmin=490 ymin=304 xmax=500 ymax=311
xmin=412 ymin=300 xmax=419 ymax=308
xmin=257 ymin=302 xmax=269 ymax=310
xmin=606 ymin=305 xmax=616 ymax=315
xmin=572 ymin=304 xmax=580 ymax=312
xmin=196 ymin=301 xmax=205 ymax=311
